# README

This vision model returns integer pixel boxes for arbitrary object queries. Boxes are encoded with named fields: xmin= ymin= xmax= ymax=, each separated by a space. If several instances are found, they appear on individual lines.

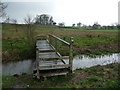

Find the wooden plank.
xmin=56 ymin=52 xmax=66 ymax=64
xmin=36 ymin=40 xmax=54 ymax=50
xmin=37 ymin=49 xmax=55 ymax=53
xmin=36 ymin=36 xmax=47 ymax=39
xmin=41 ymin=72 xmax=68 ymax=77
xmin=37 ymin=56 xmax=69 ymax=61
xmin=36 ymin=36 xmax=47 ymax=40
xmin=39 ymin=64 xmax=70 ymax=69
xmin=48 ymin=34 xmax=70 ymax=46
xmin=38 ymin=52 xmax=59 ymax=59
xmin=69 ymin=37 xmax=74 ymax=73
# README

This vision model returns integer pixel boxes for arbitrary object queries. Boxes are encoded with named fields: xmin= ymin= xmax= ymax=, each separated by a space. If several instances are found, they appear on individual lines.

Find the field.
xmin=2 ymin=24 xmax=119 ymax=62
xmin=2 ymin=63 xmax=119 ymax=88
xmin=2 ymin=24 xmax=120 ymax=88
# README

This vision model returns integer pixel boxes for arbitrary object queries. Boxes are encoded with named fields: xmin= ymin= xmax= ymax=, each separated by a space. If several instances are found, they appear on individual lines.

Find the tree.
xmin=92 ymin=22 xmax=101 ymax=29
xmin=11 ymin=18 xmax=18 ymax=32
xmin=24 ymin=15 xmax=34 ymax=25
xmin=35 ymin=14 xmax=55 ymax=25
xmin=58 ymin=22 xmax=65 ymax=27
xmin=4 ymin=16 xmax=10 ymax=23
xmin=0 ymin=1 xmax=7 ymax=17
xmin=24 ymin=15 xmax=35 ymax=47
xmin=77 ymin=22 xmax=81 ymax=27
xmin=72 ymin=24 xmax=75 ymax=27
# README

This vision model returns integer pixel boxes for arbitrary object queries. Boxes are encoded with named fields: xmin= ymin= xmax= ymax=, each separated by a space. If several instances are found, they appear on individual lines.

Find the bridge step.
xmin=33 ymin=68 xmax=69 ymax=78
xmin=37 ymin=56 xmax=69 ymax=61
xmin=38 ymin=64 xmax=70 ymax=69
xmin=41 ymin=71 xmax=68 ymax=77
xmin=37 ymin=49 xmax=56 ymax=53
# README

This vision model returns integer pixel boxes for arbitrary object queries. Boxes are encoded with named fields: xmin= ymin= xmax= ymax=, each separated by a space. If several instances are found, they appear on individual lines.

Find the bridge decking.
xmin=34 ymin=35 xmax=73 ymax=79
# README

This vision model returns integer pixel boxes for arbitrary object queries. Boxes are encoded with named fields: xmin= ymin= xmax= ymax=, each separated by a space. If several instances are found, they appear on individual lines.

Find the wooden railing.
xmin=47 ymin=34 xmax=74 ymax=73
xmin=35 ymin=34 xmax=74 ymax=73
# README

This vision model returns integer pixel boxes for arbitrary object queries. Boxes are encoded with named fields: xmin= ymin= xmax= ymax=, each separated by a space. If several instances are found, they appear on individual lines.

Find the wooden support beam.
xmin=56 ymin=52 xmax=66 ymax=64
xmin=42 ymin=72 xmax=68 ymax=77
xmin=69 ymin=37 xmax=74 ymax=73
xmin=37 ymin=56 xmax=69 ymax=61
xmin=37 ymin=49 xmax=55 ymax=53
xmin=35 ymin=36 xmax=47 ymax=40
xmin=39 ymin=64 xmax=70 ymax=69
xmin=36 ymin=61 xmax=40 ymax=79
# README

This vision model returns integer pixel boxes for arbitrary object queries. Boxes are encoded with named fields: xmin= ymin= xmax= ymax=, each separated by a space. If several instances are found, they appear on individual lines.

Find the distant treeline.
xmin=57 ymin=25 xmax=119 ymax=30
xmin=2 ymin=23 xmax=120 ymax=30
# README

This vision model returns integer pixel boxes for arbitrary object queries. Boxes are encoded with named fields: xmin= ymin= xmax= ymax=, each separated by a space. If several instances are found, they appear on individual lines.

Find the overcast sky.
xmin=3 ymin=0 xmax=120 ymax=26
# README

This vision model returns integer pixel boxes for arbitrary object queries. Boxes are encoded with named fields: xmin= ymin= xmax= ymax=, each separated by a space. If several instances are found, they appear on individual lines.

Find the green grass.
xmin=2 ymin=24 xmax=57 ymax=31
xmin=86 ymin=29 xmax=119 ymax=32
xmin=2 ymin=24 xmax=119 ymax=61
xmin=2 ymin=63 xmax=119 ymax=88
xmin=35 ymin=26 xmax=58 ymax=30
xmin=2 ymin=24 xmax=27 ymax=30
xmin=63 ymin=29 xmax=119 ymax=32
xmin=2 ymin=24 xmax=119 ymax=32
xmin=2 ymin=38 xmax=36 ymax=62
xmin=2 ymin=75 xmax=18 ymax=88
xmin=59 ymin=34 xmax=119 ymax=56
xmin=2 ymin=39 xmax=26 ymax=51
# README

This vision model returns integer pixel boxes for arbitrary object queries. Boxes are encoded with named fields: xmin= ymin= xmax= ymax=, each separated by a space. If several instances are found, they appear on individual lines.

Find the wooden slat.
xmin=37 ymin=49 xmax=55 ymax=53
xmin=36 ymin=36 xmax=47 ymax=38
xmin=56 ymin=52 xmax=66 ymax=64
xmin=39 ymin=64 xmax=70 ymax=69
xmin=37 ymin=56 xmax=69 ymax=61
xmin=36 ymin=36 xmax=47 ymax=40
xmin=41 ymin=72 xmax=68 ymax=77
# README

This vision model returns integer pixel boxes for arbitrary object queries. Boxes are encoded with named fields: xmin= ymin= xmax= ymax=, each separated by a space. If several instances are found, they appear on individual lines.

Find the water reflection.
xmin=2 ymin=60 xmax=35 ymax=75
xmin=2 ymin=53 xmax=119 ymax=75
xmin=72 ymin=53 xmax=119 ymax=70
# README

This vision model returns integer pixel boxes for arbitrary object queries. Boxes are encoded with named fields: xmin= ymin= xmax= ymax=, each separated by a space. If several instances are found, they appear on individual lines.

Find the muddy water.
xmin=2 ymin=60 xmax=35 ymax=75
xmin=2 ymin=53 xmax=119 ymax=75
xmin=72 ymin=53 xmax=119 ymax=70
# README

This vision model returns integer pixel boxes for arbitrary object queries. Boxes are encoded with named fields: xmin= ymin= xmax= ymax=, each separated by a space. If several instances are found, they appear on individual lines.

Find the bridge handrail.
xmin=48 ymin=34 xmax=70 ymax=46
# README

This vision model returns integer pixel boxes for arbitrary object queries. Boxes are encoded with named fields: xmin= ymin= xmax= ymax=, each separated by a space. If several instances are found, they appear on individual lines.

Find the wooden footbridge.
xmin=33 ymin=34 xmax=74 ymax=79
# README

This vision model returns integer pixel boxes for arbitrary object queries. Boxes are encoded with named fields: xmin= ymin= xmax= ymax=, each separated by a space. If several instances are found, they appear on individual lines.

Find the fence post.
xmin=55 ymin=39 xmax=57 ymax=51
xmin=49 ymin=35 xmax=51 ymax=44
xmin=69 ymin=37 xmax=74 ymax=73
xmin=46 ymin=34 xmax=49 ymax=41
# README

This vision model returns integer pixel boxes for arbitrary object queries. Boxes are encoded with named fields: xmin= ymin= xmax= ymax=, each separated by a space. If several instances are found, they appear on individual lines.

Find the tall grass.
xmin=2 ymin=24 xmax=36 ymax=62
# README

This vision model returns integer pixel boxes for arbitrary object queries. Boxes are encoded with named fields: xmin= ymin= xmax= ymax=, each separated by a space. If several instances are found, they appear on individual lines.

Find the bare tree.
xmin=0 ymin=1 xmax=7 ymax=17
xmin=4 ymin=16 xmax=10 ymax=23
xmin=11 ymin=18 xmax=17 ymax=32
xmin=24 ymin=15 xmax=34 ymax=25
xmin=24 ymin=15 xmax=35 ymax=47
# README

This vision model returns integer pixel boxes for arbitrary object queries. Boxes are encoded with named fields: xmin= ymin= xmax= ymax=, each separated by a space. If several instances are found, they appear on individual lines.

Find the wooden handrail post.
xmin=49 ymin=35 xmax=51 ymax=44
xmin=69 ymin=37 xmax=74 ymax=73
xmin=46 ymin=34 xmax=49 ymax=41
xmin=36 ymin=50 xmax=40 ymax=79
xmin=55 ymin=39 xmax=57 ymax=52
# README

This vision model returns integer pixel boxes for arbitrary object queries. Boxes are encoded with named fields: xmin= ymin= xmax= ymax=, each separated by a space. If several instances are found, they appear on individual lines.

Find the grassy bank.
xmin=60 ymin=34 xmax=119 ymax=56
xmin=2 ymin=24 xmax=119 ymax=32
xmin=2 ymin=24 xmax=36 ymax=62
xmin=2 ymin=24 xmax=119 ymax=62
xmin=2 ymin=39 xmax=35 ymax=62
xmin=2 ymin=63 xmax=120 ymax=88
